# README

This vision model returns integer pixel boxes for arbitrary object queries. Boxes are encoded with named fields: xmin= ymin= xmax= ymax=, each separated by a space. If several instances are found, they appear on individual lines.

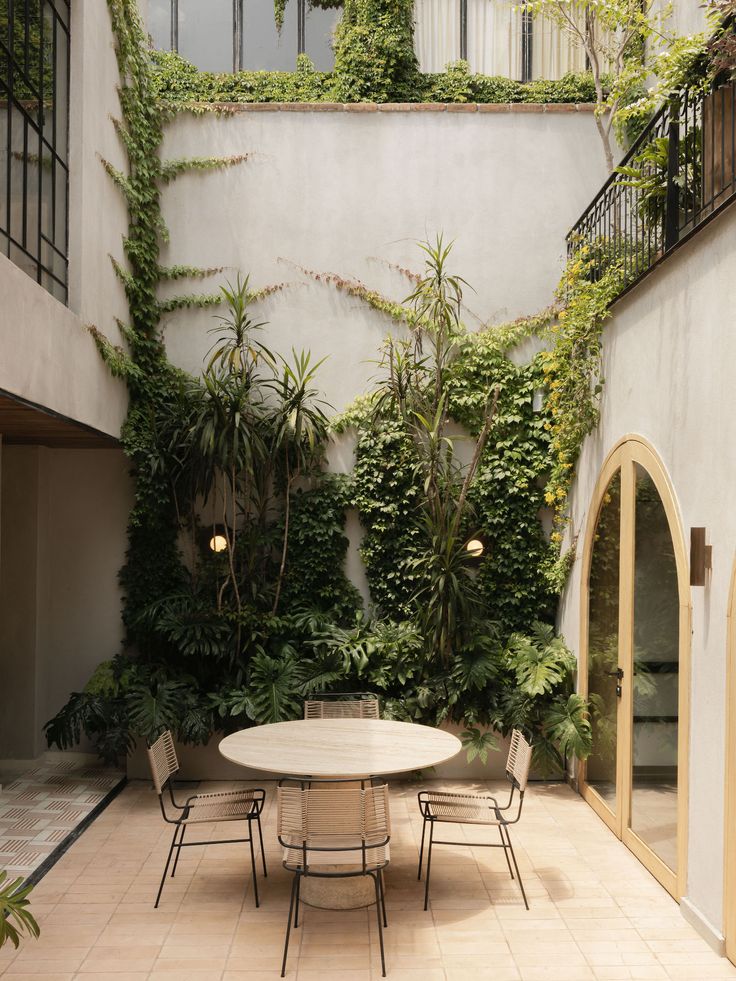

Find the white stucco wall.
xmin=158 ymin=106 xmax=609 ymax=409
xmin=557 ymin=205 xmax=736 ymax=936
xmin=0 ymin=253 xmax=127 ymax=437
xmin=68 ymin=0 xmax=129 ymax=346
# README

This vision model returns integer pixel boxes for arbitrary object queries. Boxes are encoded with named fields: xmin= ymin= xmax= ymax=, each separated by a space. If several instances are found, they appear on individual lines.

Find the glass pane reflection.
xmin=631 ymin=464 xmax=679 ymax=873
xmin=586 ymin=470 xmax=621 ymax=813
xmin=179 ymin=0 xmax=233 ymax=72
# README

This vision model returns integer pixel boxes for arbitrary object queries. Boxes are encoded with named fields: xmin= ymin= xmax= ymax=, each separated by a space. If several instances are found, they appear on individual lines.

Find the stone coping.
xmin=201 ymin=101 xmax=598 ymax=114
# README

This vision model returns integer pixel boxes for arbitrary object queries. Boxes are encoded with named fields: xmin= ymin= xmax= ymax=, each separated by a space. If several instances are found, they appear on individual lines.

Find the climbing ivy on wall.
xmin=541 ymin=243 xmax=626 ymax=586
xmin=335 ymin=311 xmax=557 ymax=639
xmin=97 ymin=0 xmax=359 ymax=647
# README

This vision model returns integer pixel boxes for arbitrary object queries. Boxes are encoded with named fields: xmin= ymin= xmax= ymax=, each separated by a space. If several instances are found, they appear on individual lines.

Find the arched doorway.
xmin=578 ymin=437 xmax=690 ymax=900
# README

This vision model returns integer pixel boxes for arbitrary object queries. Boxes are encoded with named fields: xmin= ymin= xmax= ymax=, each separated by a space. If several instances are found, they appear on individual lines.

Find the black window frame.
xmin=0 ymin=0 xmax=71 ymax=303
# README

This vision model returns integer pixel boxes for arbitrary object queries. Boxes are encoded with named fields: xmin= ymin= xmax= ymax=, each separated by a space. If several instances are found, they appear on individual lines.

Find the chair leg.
xmin=155 ymin=825 xmax=180 ymax=909
xmin=423 ymin=820 xmax=435 ymax=911
xmin=171 ymin=823 xmax=186 ymax=878
xmin=371 ymin=873 xmax=387 ymax=978
xmin=257 ymin=812 xmax=268 ymax=877
xmin=293 ymin=874 xmax=301 ymax=928
xmin=498 ymin=824 xmax=514 ymax=880
xmin=379 ymin=869 xmax=388 ymax=928
xmin=417 ymin=814 xmax=427 ymax=880
xmin=248 ymin=821 xmax=260 ymax=908
xmin=503 ymin=825 xmax=529 ymax=910
xmin=281 ymin=874 xmax=298 ymax=977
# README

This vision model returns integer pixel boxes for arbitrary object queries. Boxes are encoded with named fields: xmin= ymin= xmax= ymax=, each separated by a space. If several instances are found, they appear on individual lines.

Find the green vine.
xmin=541 ymin=243 xmax=626 ymax=587
xmin=150 ymin=50 xmax=598 ymax=106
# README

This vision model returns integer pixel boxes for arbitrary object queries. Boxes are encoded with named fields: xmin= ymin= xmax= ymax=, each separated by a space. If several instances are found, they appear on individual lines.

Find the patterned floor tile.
xmin=0 ymin=760 xmax=124 ymax=881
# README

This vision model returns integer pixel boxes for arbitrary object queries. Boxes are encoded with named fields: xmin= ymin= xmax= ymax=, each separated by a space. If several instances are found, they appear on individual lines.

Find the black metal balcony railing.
xmin=567 ymin=75 xmax=736 ymax=300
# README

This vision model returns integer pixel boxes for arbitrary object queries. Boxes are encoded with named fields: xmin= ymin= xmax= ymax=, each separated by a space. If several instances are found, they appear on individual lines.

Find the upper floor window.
xmin=150 ymin=0 xmax=585 ymax=82
xmin=0 ymin=0 xmax=70 ymax=303
xmin=414 ymin=0 xmax=585 ymax=80
xmin=149 ymin=0 xmax=339 ymax=72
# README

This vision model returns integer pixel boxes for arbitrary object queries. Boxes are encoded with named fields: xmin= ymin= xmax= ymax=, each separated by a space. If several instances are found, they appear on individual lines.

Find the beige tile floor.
xmin=0 ymin=777 xmax=734 ymax=981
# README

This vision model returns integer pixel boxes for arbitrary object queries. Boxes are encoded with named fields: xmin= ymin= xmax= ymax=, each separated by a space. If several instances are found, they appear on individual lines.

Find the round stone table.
xmin=219 ymin=718 xmax=461 ymax=908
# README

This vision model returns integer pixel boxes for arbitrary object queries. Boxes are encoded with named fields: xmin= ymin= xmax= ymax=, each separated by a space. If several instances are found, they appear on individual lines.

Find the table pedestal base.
xmin=300 ymin=867 xmax=377 ymax=910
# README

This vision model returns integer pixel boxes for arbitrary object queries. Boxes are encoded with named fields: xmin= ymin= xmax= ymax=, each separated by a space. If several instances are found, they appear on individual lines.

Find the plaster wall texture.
xmin=0 ymin=253 xmax=127 ymax=437
xmin=158 ymin=108 xmax=610 ymax=412
xmin=0 ymin=446 xmax=43 ymax=760
xmin=68 ymin=0 xmax=129 ymax=347
xmin=557 ymin=205 xmax=736 ymax=935
xmin=671 ymin=0 xmax=709 ymax=36
xmin=0 ymin=447 xmax=131 ymax=760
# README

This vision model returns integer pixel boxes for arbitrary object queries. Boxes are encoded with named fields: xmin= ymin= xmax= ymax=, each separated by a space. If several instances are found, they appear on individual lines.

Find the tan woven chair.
xmin=417 ymin=728 xmax=533 ymax=910
xmin=277 ymin=780 xmax=391 ymax=977
xmin=147 ymin=730 xmax=267 ymax=908
xmin=304 ymin=692 xmax=380 ymax=719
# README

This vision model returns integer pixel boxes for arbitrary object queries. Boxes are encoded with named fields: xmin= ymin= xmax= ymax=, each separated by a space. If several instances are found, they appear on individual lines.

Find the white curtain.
xmin=531 ymin=11 xmax=587 ymax=79
xmin=414 ymin=0 xmax=461 ymax=72
xmin=414 ymin=0 xmax=589 ymax=80
xmin=466 ymin=0 xmax=522 ymax=78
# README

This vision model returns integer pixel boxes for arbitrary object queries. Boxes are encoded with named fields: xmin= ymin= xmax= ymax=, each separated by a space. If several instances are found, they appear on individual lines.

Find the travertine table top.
xmin=218 ymin=718 xmax=461 ymax=777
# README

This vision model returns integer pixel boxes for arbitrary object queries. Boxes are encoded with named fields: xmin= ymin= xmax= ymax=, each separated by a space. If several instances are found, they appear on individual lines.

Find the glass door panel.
xmin=630 ymin=464 xmax=679 ymax=873
xmin=586 ymin=470 xmax=622 ymax=814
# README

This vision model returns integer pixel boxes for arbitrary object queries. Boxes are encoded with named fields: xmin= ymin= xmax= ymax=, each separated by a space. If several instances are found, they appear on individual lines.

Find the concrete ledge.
xmin=207 ymin=101 xmax=598 ymax=114
xmin=680 ymin=896 xmax=726 ymax=956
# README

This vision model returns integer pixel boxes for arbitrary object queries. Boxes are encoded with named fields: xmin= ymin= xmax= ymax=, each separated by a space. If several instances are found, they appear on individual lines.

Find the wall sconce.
xmin=690 ymin=527 xmax=712 ymax=586
xmin=532 ymin=388 xmax=546 ymax=413
xmin=208 ymin=524 xmax=230 ymax=554
xmin=465 ymin=538 xmax=488 ymax=566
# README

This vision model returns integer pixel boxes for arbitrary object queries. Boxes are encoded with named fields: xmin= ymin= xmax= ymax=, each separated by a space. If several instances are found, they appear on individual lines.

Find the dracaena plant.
xmin=0 ymin=872 xmax=39 ymax=950
xmin=372 ymin=237 xmax=499 ymax=664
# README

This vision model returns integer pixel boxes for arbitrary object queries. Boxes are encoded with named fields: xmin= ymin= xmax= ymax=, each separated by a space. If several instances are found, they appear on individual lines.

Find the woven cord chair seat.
xmin=182 ymin=790 xmax=261 ymax=824
xmin=421 ymin=792 xmax=502 ymax=825
xmin=281 ymin=833 xmax=389 ymax=870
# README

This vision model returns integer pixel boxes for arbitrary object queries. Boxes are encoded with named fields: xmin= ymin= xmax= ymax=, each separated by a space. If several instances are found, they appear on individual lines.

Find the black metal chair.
xmin=146 ymin=729 xmax=267 ymax=908
xmin=277 ymin=779 xmax=390 ymax=977
xmin=417 ymin=728 xmax=533 ymax=910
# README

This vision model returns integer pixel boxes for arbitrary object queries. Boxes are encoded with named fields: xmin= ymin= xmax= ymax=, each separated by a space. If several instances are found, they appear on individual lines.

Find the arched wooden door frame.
xmin=578 ymin=435 xmax=691 ymax=901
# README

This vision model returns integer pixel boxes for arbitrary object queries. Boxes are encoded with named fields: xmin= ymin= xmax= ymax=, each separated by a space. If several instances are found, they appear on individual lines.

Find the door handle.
xmin=605 ymin=668 xmax=624 ymax=697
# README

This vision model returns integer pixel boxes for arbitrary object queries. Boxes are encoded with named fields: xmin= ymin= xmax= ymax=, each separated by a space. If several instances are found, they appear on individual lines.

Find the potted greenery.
xmin=0 ymin=872 xmax=39 ymax=949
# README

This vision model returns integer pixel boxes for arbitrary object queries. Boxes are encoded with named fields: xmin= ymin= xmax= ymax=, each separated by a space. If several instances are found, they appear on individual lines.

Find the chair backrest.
xmin=277 ymin=784 xmax=391 ymax=843
xmin=304 ymin=693 xmax=380 ymax=720
xmin=146 ymin=729 xmax=179 ymax=796
xmin=505 ymin=729 xmax=533 ymax=793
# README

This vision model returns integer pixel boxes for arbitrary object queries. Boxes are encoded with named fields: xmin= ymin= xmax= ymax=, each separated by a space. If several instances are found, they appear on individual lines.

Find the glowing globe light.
xmin=466 ymin=539 xmax=484 ymax=558
xmin=209 ymin=534 xmax=228 ymax=553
